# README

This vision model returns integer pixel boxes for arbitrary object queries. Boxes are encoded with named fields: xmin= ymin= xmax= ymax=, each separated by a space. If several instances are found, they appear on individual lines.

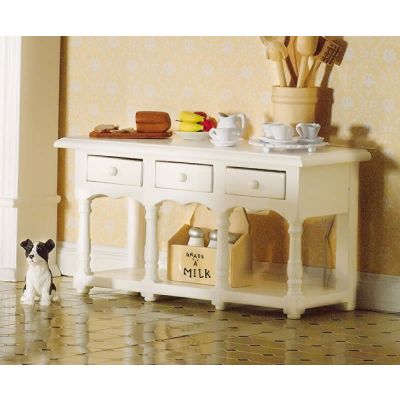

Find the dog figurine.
xmin=20 ymin=239 xmax=60 ymax=306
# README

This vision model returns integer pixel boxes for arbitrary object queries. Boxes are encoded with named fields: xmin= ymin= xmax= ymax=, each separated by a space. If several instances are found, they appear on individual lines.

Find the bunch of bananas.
xmin=177 ymin=111 xmax=217 ymax=132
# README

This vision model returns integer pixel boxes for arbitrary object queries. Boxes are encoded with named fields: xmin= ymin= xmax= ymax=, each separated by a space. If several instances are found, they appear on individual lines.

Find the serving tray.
xmin=248 ymin=136 xmax=328 ymax=153
xmin=89 ymin=130 xmax=173 ymax=139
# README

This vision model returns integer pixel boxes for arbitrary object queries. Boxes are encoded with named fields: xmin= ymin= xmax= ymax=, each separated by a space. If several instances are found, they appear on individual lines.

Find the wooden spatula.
xmin=284 ymin=36 xmax=298 ymax=86
xmin=305 ymin=37 xmax=343 ymax=87
xmin=285 ymin=36 xmax=298 ymax=77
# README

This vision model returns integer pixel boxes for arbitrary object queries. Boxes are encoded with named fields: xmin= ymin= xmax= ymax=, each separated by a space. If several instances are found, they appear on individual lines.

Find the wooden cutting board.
xmin=90 ymin=130 xmax=173 ymax=139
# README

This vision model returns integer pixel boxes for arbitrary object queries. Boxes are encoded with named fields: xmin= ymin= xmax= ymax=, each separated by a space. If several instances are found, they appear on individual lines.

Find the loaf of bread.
xmin=136 ymin=111 xmax=171 ymax=124
xmin=136 ymin=121 xmax=170 ymax=133
xmin=135 ymin=111 xmax=171 ymax=133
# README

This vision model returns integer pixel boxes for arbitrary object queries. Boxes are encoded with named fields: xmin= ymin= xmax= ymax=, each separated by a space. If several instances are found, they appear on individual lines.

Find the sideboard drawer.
xmin=225 ymin=167 xmax=286 ymax=199
xmin=156 ymin=161 xmax=213 ymax=192
xmin=87 ymin=156 xmax=143 ymax=186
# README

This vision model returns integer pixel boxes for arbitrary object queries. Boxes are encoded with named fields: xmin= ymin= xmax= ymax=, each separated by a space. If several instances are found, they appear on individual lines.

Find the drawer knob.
xmin=109 ymin=166 xmax=118 ymax=176
xmin=178 ymin=173 xmax=188 ymax=182
xmin=249 ymin=179 xmax=259 ymax=189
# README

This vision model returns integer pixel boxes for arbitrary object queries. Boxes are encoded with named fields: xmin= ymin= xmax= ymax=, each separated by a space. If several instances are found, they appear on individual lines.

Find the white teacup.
xmin=266 ymin=123 xmax=294 ymax=141
xmin=209 ymin=128 xmax=240 ymax=143
xmin=296 ymin=123 xmax=321 ymax=140
xmin=263 ymin=122 xmax=284 ymax=138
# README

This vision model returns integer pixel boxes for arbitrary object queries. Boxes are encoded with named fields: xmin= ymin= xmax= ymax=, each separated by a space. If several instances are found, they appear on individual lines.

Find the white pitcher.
xmin=217 ymin=112 xmax=246 ymax=135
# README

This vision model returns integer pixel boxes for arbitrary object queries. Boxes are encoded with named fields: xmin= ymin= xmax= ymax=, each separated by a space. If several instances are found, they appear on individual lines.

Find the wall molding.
xmin=0 ymin=268 xmax=17 ymax=282
xmin=56 ymin=241 xmax=399 ymax=313
xmin=357 ymin=272 xmax=400 ymax=313
xmin=57 ymin=241 xmax=158 ymax=277
xmin=0 ymin=37 xmax=60 ymax=282
xmin=0 ymin=36 xmax=21 ymax=199
xmin=0 ymin=195 xmax=61 ymax=208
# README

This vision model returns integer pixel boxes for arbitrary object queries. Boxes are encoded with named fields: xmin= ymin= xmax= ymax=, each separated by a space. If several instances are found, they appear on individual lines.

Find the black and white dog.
xmin=20 ymin=239 xmax=60 ymax=306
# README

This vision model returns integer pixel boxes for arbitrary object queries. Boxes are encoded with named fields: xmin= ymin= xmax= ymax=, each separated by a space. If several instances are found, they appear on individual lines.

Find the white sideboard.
xmin=55 ymin=136 xmax=371 ymax=319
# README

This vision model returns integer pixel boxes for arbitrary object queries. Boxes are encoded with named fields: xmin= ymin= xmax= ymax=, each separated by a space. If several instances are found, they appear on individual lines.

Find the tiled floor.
xmin=1 ymin=277 xmax=400 ymax=365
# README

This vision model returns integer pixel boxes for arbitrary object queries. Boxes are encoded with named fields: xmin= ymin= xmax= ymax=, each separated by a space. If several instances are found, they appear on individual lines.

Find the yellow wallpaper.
xmin=58 ymin=36 xmax=398 ymax=275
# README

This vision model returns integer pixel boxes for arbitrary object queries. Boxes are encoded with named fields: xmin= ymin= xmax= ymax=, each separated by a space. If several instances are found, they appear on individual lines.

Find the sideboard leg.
xmin=127 ymin=198 xmax=144 ymax=271
xmin=336 ymin=164 xmax=359 ymax=312
xmin=142 ymin=204 xmax=159 ymax=301
xmin=143 ymin=293 xmax=158 ymax=302
xmin=74 ymin=198 xmax=93 ymax=295
xmin=212 ymin=209 xmax=231 ymax=311
xmin=335 ymin=213 xmax=357 ymax=312
xmin=284 ymin=220 xmax=305 ymax=320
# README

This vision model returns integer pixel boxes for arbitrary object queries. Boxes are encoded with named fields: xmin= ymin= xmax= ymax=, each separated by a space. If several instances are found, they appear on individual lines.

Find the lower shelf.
xmin=83 ymin=263 xmax=348 ymax=311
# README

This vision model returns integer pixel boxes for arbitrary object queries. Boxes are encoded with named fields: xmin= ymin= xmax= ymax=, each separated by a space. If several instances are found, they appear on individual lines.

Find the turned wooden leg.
xmin=127 ymin=198 xmax=144 ymax=270
xmin=284 ymin=220 xmax=305 ymax=320
xmin=336 ymin=164 xmax=359 ymax=311
xmin=212 ymin=210 xmax=231 ymax=311
xmin=335 ymin=213 xmax=357 ymax=311
xmin=142 ymin=204 xmax=159 ymax=301
xmin=74 ymin=198 xmax=93 ymax=295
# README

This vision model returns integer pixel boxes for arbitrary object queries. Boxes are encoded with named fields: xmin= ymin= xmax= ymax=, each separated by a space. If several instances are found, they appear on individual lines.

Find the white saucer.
xmin=210 ymin=138 xmax=240 ymax=147
xmin=261 ymin=137 xmax=299 ymax=145
xmin=297 ymin=136 xmax=324 ymax=144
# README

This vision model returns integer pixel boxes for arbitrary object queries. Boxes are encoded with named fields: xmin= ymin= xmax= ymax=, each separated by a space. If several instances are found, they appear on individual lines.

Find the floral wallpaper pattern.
xmin=58 ymin=36 xmax=398 ymax=275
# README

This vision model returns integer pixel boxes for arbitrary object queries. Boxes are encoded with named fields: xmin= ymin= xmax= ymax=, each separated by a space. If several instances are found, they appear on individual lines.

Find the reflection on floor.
xmin=1 ymin=277 xmax=400 ymax=365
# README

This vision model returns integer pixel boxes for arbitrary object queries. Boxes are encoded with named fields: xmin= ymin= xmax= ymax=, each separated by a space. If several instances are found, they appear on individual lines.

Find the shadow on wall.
xmin=249 ymin=36 xmax=348 ymax=269
xmin=57 ymin=37 xmax=69 ymax=242
xmin=328 ymin=125 xmax=398 ymax=273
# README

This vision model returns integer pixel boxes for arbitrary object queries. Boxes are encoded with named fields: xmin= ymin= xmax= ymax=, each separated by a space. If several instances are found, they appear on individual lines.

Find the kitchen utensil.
xmin=271 ymin=86 xmax=319 ymax=125
xmin=209 ymin=128 xmax=241 ymax=143
xmin=296 ymin=36 xmax=319 ymax=88
xmin=267 ymin=123 xmax=294 ymax=141
xmin=217 ymin=112 xmax=246 ymax=129
xmin=284 ymin=36 xmax=298 ymax=84
xmin=248 ymin=136 xmax=328 ymax=153
xmin=260 ymin=36 xmax=297 ymax=86
xmin=207 ymin=229 xmax=240 ymax=248
xmin=260 ymin=37 xmax=287 ymax=87
xmin=263 ymin=122 xmax=285 ymax=138
xmin=263 ymin=122 xmax=277 ymax=138
xmin=268 ymin=41 xmax=289 ymax=87
xmin=208 ymin=229 xmax=218 ymax=248
xmin=89 ymin=130 xmax=172 ymax=139
xmin=188 ymin=227 xmax=205 ymax=247
xmin=295 ymin=122 xmax=321 ymax=140
xmin=210 ymin=138 xmax=240 ymax=147
xmin=305 ymin=37 xmax=343 ymax=87
xmin=175 ymin=131 xmax=209 ymax=141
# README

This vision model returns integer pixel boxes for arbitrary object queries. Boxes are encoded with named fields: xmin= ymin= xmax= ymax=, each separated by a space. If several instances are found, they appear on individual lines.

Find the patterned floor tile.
xmin=0 ymin=277 xmax=400 ymax=364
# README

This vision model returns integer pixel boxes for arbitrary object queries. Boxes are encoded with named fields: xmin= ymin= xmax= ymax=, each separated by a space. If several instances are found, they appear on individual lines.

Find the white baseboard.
xmin=357 ymin=272 xmax=400 ymax=313
xmin=56 ymin=241 xmax=400 ymax=313
xmin=0 ymin=268 xmax=17 ymax=282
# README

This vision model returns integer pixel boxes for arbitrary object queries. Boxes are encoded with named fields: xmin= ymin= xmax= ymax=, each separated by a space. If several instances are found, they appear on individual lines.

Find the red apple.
xmin=209 ymin=117 xmax=217 ymax=128
xmin=201 ymin=119 xmax=213 ymax=132
xmin=201 ymin=117 xmax=218 ymax=132
xmin=194 ymin=111 xmax=207 ymax=118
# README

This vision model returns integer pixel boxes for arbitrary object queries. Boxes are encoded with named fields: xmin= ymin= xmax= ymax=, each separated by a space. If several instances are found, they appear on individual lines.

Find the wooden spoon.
xmin=266 ymin=41 xmax=288 ymax=87
xmin=296 ymin=36 xmax=319 ymax=88
xmin=285 ymin=36 xmax=298 ymax=78
xmin=260 ymin=36 xmax=296 ymax=86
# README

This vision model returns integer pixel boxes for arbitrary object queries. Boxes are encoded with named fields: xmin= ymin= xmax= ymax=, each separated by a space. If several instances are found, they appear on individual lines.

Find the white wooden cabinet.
xmin=55 ymin=136 xmax=370 ymax=319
